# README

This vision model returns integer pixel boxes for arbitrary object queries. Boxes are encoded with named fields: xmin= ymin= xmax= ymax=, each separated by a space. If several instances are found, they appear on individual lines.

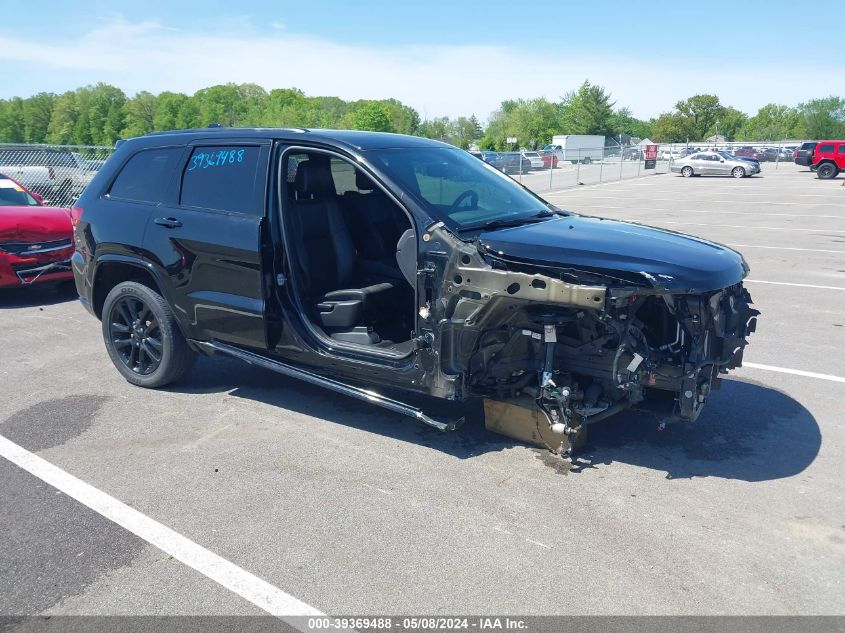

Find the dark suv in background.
xmin=793 ymin=142 xmax=818 ymax=169
xmin=71 ymin=127 xmax=757 ymax=459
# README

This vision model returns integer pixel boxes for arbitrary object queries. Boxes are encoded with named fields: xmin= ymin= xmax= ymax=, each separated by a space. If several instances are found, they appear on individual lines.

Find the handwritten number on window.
xmin=187 ymin=148 xmax=246 ymax=171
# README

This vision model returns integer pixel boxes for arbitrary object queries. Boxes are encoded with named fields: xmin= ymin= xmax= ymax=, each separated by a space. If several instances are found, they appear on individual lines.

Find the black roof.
xmin=138 ymin=127 xmax=450 ymax=151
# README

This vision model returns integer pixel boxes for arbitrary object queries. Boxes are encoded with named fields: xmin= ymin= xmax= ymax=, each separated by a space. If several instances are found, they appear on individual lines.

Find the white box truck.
xmin=543 ymin=135 xmax=605 ymax=164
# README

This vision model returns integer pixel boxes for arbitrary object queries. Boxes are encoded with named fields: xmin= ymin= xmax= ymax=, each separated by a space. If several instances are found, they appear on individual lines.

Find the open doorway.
xmin=280 ymin=149 xmax=417 ymax=356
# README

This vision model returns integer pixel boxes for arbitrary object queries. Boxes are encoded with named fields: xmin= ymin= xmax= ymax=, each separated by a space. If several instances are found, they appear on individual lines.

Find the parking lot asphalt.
xmin=1 ymin=162 xmax=843 ymax=617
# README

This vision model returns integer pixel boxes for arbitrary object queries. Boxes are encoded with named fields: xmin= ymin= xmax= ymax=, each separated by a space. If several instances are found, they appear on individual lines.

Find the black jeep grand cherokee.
xmin=72 ymin=128 xmax=758 ymax=459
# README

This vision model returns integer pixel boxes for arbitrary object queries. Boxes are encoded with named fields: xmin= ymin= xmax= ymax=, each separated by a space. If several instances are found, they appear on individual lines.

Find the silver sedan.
xmin=670 ymin=151 xmax=760 ymax=178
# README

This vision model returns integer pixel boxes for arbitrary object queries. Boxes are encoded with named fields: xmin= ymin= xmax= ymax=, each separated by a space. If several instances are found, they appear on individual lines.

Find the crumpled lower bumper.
xmin=0 ymin=253 xmax=74 ymax=287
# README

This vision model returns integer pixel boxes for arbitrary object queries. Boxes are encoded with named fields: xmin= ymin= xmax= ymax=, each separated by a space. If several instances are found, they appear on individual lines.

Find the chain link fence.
xmin=474 ymin=138 xmax=812 ymax=195
xmin=0 ymin=138 xmax=809 ymax=206
xmin=655 ymin=140 xmax=806 ymax=170
xmin=476 ymin=142 xmax=670 ymax=195
xmin=0 ymin=143 xmax=114 ymax=207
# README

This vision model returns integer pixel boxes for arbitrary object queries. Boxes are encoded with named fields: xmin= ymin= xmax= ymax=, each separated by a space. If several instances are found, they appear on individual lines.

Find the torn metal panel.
xmin=419 ymin=219 xmax=759 ymax=460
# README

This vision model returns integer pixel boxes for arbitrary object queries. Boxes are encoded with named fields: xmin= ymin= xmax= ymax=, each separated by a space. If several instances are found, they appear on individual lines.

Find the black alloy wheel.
xmin=108 ymin=295 xmax=163 ymax=375
xmin=101 ymin=281 xmax=195 ymax=387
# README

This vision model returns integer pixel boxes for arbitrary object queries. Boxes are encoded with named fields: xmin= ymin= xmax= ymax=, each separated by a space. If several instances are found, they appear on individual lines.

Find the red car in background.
xmin=539 ymin=150 xmax=559 ymax=168
xmin=734 ymin=147 xmax=765 ymax=161
xmin=0 ymin=173 xmax=74 ymax=288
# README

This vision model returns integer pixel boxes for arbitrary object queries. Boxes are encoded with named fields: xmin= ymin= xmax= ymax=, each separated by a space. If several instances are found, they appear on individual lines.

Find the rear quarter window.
xmin=838 ymin=144 xmax=845 ymax=154
xmin=108 ymin=147 xmax=183 ymax=203
xmin=179 ymin=146 xmax=264 ymax=215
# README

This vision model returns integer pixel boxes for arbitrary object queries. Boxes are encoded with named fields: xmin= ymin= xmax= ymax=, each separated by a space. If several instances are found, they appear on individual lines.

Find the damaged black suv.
xmin=72 ymin=128 xmax=758 ymax=459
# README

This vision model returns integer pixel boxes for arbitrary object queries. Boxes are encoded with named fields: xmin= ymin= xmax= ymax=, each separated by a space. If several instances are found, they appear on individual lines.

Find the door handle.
xmin=154 ymin=217 xmax=182 ymax=228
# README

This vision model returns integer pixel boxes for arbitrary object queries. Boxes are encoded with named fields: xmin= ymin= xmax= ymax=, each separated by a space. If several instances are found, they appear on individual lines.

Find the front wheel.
xmin=101 ymin=281 xmax=195 ymax=388
xmin=581 ymin=157 xmax=592 ymax=165
xmin=732 ymin=166 xmax=746 ymax=178
xmin=817 ymin=163 xmax=838 ymax=180
xmin=681 ymin=166 xmax=694 ymax=178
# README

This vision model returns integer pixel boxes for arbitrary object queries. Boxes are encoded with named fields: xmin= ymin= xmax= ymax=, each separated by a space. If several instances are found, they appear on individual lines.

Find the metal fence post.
xmin=619 ymin=145 xmax=624 ymax=182
xmin=576 ymin=150 xmax=581 ymax=184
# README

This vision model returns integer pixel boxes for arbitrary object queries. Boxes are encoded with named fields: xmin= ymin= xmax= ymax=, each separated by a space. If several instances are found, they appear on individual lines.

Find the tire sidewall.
xmin=681 ymin=166 xmax=693 ymax=177
xmin=101 ymin=282 xmax=183 ymax=388
xmin=818 ymin=164 xmax=836 ymax=179
xmin=732 ymin=167 xmax=745 ymax=178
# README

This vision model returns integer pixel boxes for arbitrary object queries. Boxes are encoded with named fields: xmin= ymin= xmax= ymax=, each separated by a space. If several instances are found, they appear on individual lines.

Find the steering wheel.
xmin=448 ymin=190 xmax=478 ymax=213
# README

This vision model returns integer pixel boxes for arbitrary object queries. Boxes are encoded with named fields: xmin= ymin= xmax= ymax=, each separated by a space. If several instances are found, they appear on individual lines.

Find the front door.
xmin=712 ymin=155 xmax=731 ymax=175
xmin=142 ymin=141 xmax=272 ymax=349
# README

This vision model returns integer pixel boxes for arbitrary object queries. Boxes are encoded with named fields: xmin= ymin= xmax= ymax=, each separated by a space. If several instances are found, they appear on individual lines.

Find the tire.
xmin=101 ymin=281 xmax=195 ymax=388
xmin=817 ymin=163 xmax=838 ymax=180
xmin=681 ymin=166 xmax=694 ymax=178
xmin=582 ymin=157 xmax=592 ymax=165
xmin=731 ymin=166 xmax=746 ymax=178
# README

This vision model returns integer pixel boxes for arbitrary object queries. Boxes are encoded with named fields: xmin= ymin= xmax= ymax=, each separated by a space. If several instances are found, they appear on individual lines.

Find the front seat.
xmin=288 ymin=156 xmax=394 ymax=333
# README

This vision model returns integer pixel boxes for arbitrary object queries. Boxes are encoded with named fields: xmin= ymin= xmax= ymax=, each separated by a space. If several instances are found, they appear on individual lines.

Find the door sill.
xmin=194 ymin=340 xmax=463 ymax=432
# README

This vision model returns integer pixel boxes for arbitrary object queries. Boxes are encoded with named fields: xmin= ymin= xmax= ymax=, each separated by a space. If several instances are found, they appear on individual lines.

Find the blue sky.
xmin=1 ymin=1 xmax=841 ymax=120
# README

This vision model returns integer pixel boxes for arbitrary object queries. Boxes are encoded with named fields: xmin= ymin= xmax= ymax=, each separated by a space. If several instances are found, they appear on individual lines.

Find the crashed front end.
xmin=420 ymin=219 xmax=759 ymax=459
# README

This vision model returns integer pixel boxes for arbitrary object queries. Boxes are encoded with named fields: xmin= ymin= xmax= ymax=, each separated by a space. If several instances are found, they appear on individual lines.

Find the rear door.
xmin=142 ymin=140 xmax=273 ymax=349
xmin=688 ymin=154 xmax=708 ymax=174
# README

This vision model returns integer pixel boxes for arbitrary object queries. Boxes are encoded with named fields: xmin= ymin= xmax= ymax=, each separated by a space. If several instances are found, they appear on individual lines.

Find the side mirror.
xmin=720 ymin=159 xmax=725 ymax=163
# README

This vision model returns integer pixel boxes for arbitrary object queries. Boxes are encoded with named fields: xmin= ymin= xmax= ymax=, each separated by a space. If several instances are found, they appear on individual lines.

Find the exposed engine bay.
xmin=422 ymin=221 xmax=760 ymax=459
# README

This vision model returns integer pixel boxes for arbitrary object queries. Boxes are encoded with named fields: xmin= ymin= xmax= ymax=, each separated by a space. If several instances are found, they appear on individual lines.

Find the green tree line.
xmin=0 ymin=81 xmax=843 ymax=148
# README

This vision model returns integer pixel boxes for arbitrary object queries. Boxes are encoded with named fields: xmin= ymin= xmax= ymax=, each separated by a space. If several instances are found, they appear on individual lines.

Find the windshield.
xmin=367 ymin=147 xmax=550 ymax=231
xmin=0 ymin=179 xmax=39 ymax=206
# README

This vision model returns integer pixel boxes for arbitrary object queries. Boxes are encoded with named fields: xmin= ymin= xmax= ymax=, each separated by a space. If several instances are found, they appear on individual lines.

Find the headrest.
xmin=355 ymin=170 xmax=375 ymax=191
xmin=293 ymin=155 xmax=335 ymax=199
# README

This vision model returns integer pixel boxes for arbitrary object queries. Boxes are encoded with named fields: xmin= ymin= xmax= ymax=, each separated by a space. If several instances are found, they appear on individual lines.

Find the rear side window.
xmin=109 ymin=148 xmax=183 ymax=203
xmin=838 ymin=145 xmax=845 ymax=154
xmin=180 ymin=146 xmax=264 ymax=215
xmin=818 ymin=144 xmax=834 ymax=153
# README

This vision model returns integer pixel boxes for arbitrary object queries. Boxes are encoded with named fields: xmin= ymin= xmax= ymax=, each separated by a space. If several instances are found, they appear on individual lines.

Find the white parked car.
xmin=520 ymin=151 xmax=544 ymax=170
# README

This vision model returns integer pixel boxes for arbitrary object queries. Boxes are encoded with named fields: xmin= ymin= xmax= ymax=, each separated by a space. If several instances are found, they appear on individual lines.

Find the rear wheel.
xmin=681 ymin=166 xmax=694 ymax=178
xmin=582 ymin=157 xmax=592 ymax=165
xmin=732 ymin=166 xmax=746 ymax=178
xmin=101 ymin=281 xmax=195 ymax=388
xmin=817 ymin=163 xmax=838 ymax=180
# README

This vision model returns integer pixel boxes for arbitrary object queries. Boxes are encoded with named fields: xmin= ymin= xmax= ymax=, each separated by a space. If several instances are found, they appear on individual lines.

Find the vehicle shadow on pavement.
xmin=577 ymin=377 xmax=820 ymax=481
xmin=172 ymin=359 xmax=819 ymax=483
xmin=0 ymin=282 xmax=76 ymax=309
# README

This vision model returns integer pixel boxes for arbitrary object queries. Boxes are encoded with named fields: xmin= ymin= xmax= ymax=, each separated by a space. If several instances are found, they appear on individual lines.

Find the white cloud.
xmin=0 ymin=17 xmax=841 ymax=121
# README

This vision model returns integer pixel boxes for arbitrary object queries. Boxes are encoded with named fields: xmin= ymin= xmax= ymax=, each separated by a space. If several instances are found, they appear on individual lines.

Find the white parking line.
xmin=557 ymin=205 xmax=843 ymax=220
xmin=727 ymin=243 xmax=845 ymax=254
xmin=676 ymin=209 xmax=843 ymax=219
xmin=742 ymin=363 xmax=845 ymax=384
xmin=659 ymin=221 xmax=845 ymax=234
xmin=0 ymin=434 xmax=323 ymax=624
xmin=560 ymin=196 xmax=845 ymax=207
xmin=541 ymin=177 xmax=661 ymax=195
xmin=744 ymin=280 xmax=845 ymax=291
